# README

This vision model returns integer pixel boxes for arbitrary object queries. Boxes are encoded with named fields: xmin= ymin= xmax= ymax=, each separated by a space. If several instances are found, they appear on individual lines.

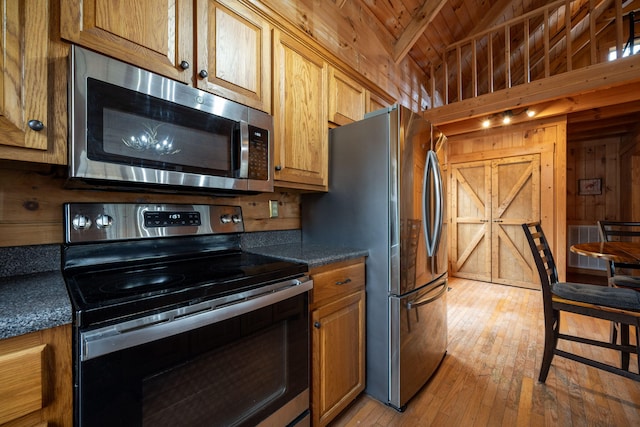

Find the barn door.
xmin=451 ymin=161 xmax=492 ymax=282
xmin=451 ymin=155 xmax=540 ymax=288
xmin=491 ymin=155 xmax=540 ymax=288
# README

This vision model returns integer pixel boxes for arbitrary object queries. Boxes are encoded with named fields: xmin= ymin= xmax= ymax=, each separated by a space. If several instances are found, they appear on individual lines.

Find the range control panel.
xmin=64 ymin=203 xmax=244 ymax=244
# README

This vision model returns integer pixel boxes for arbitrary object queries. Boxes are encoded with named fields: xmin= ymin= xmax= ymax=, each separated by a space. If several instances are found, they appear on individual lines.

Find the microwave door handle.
xmin=238 ymin=120 xmax=249 ymax=178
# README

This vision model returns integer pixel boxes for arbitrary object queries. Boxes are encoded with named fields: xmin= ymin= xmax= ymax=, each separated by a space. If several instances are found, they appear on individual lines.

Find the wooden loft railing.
xmin=429 ymin=0 xmax=639 ymax=108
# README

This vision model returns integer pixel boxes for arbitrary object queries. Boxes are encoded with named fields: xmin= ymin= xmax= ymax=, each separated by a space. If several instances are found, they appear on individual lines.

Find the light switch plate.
xmin=269 ymin=200 xmax=279 ymax=218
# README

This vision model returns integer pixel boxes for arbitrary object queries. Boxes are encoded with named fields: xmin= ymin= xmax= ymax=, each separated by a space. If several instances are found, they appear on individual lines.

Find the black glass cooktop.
xmin=64 ymin=251 xmax=307 ymax=327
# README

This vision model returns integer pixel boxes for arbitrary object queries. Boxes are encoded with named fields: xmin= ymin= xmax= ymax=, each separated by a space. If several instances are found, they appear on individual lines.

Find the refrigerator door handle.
xmin=423 ymin=150 xmax=444 ymax=257
xmin=406 ymin=281 xmax=448 ymax=310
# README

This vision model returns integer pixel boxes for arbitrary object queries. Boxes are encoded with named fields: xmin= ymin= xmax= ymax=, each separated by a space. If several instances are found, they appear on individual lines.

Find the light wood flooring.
xmin=329 ymin=277 xmax=640 ymax=426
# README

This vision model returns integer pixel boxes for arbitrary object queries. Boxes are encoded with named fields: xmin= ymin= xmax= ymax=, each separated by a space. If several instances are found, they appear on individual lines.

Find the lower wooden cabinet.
xmin=309 ymin=257 xmax=365 ymax=427
xmin=0 ymin=324 xmax=72 ymax=427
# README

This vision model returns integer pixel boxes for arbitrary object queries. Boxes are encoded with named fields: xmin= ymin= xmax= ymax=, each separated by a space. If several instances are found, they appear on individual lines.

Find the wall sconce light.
xmin=502 ymin=110 xmax=513 ymax=125
xmin=482 ymin=118 xmax=491 ymax=128
xmin=526 ymin=108 xmax=536 ymax=117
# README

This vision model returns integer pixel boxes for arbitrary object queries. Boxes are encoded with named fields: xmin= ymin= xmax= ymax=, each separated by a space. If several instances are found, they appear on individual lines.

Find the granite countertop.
xmin=245 ymin=242 xmax=368 ymax=268
xmin=0 ymin=232 xmax=367 ymax=341
xmin=0 ymin=244 xmax=72 ymax=340
xmin=0 ymin=270 xmax=72 ymax=340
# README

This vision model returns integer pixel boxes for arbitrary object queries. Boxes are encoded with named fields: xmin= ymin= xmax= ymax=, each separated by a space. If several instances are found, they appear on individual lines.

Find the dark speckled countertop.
xmin=0 ymin=271 xmax=71 ymax=339
xmin=0 ymin=244 xmax=72 ymax=339
xmin=245 ymin=242 xmax=368 ymax=268
xmin=1 ymin=231 xmax=366 ymax=340
xmin=242 ymin=230 xmax=368 ymax=268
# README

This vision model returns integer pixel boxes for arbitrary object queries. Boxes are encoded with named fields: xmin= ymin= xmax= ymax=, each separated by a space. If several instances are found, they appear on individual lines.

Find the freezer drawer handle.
xmin=406 ymin=283 xmax=448 ymax=310
xmin=335 ymin=278 xmax=352 ymax=285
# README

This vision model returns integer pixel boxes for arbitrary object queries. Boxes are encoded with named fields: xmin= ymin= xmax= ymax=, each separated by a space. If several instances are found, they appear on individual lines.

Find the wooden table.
xmin=570 ymin=241 xmax=640 ymax=264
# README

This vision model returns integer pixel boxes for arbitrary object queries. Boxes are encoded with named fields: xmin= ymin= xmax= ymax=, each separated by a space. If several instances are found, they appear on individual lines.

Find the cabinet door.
xmin=0 ymin=325 xmax=72 ymax=427
xmin=311 ymin=290 xmax=365 ymax=427
xmin=0 ymin=0 xmax=66 ymax=164
xmin=366 ymin=90 xmax=394 ymax=114
xmin=273 ymin=30 xmax=328 ymax=190
xmin=60 ymin=0 xmax=193 ymax=84
xmin=328 ymin=66 xmax=365 ymax=125
xmin=196 ymin=0 xmax=271 ymax=112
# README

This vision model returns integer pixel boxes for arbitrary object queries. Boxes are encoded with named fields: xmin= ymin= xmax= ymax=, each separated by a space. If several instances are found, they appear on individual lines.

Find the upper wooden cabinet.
xmin=366 ymin=90 xmax=394 ymax=114
xmin=0 ymin=0 xmax=67 ymax=164
xmin=60 ymin=0 xmax=193 ymax=84
xmin=196 ymin=0 xmax=272 ymax=112
xmin=60 ymin=0 xmax=272 ymax=113
xmin=328 ymin=66 xmax=366 ymax=125
xmin=272 ymin=30 xmax=328 ymax=191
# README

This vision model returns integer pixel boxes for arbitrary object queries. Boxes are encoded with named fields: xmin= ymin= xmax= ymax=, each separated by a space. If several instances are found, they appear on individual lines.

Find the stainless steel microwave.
xmin=68 ymin=45 xmax=273 ymax=194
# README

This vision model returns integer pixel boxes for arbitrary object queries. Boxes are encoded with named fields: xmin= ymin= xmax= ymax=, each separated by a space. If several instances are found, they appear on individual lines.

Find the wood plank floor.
xmin=329 ymin=277 xmax=640 ymax=426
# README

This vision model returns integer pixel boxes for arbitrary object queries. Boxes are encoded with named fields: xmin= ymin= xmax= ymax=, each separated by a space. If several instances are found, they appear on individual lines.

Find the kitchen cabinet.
xmin=272 ymin=30 xmax=328 ymax=191
xmin=0 ymin=0 xmax=67 ymax=164
xmin=366 ymin=90 xmax=394 ymax=114
xmin=60 ymin=0 xmax=193 ymax=84
xmin=0 ymin=324 xmax=72 ymax=427
xmin=328 ymin=66 xmax=366 ymax=125
xmin=60 ymin=0 xmax=272 ymax=112
xmin=196 ymin=0 xmax=272 ymax=112
xmin=309 ymin=258 xmax=365 ymax=427
xmin=450 ymin=155 xmax=540 ymax=289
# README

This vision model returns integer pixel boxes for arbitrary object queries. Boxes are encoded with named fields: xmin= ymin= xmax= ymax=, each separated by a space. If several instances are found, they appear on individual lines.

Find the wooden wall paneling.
xmin=566 ymin=137 xmax=619 ymax=223
xmin=0 ymin=163 xmax=301 ymax=247
xmin=622 ymin=123 xmax=640 ymax=221
xmin=552 ymin=118 xmax=567 ymax=281
xmin=604 ymin=135 xmax=619 ymax=221
xmin=566 ymin=141 xmax=577 ymax=220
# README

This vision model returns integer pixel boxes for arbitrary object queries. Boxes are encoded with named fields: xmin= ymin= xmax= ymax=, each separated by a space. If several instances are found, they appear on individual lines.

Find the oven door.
xmin=75 ymin=280 xmax=311 ymax=427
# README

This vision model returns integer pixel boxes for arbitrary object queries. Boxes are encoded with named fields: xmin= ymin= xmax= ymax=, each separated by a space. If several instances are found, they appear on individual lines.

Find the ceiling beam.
xmin=392 ymin=0 xmax=448 ymax=63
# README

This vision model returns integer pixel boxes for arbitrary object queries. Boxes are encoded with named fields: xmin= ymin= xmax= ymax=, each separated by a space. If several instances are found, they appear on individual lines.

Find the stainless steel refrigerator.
xmin=302 ymin=105 xmax=448 ymax=410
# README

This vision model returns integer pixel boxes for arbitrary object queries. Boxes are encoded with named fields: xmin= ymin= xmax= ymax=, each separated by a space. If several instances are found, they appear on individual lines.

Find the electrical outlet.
xmin=269 ymin=200 xmax=279 ymax=218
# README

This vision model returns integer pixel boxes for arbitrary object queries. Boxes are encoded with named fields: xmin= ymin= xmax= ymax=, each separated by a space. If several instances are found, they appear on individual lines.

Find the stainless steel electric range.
xmin=62 ymin=203 xmax=312 ymax=427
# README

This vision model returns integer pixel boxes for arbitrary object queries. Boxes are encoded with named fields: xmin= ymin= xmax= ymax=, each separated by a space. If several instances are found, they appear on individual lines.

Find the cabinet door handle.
xmin=28 ymin=119 xmax=44 ymax=131
xmin=275 ymin=165 xmax=282 ymax=171
xmin=180 ymin=60 xmax=190 ymax=70
xmin=199 ymin=69 xmax=208 ymax=78
xmin=314 ymin=321 xmax=321 ymax=328
xmin=335 ymin=278 xmax=352 ymax=286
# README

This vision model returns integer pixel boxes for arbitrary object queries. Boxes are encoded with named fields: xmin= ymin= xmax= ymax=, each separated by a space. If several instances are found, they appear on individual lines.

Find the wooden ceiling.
xmin=351 ymin=0 xmax=639 ymax=81
xmin=346 ymin=0 xmax=640 ymax=138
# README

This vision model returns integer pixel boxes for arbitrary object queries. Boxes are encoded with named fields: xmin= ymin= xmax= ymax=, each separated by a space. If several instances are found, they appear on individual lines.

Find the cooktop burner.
xmin=98 ymin=272 xmax=187 ymax=294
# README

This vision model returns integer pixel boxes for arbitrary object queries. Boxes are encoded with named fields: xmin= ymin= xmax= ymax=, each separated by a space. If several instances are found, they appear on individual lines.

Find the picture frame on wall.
xmin=578 ymin=178 xmax=602 ymax=195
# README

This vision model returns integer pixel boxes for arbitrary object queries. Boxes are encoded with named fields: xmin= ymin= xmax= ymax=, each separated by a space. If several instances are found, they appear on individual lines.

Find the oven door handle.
xmin=80 ymin=277 xmax=313 ymax=361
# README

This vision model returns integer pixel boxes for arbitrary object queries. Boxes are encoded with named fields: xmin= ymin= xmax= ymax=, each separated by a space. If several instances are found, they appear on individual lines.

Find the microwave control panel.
xmin=248 ymin=125 xmax=269 ymax=181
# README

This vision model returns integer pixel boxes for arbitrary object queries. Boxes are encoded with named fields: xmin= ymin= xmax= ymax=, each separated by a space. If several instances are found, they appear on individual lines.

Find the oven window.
xmin=86 ymin=78 xmax=236 ymax=176
xmin=77 ymin=293 xmax=308 ymax=427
